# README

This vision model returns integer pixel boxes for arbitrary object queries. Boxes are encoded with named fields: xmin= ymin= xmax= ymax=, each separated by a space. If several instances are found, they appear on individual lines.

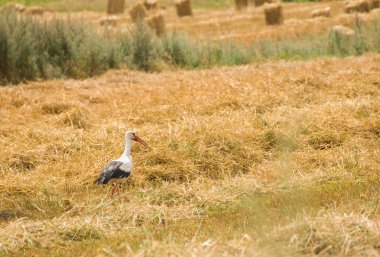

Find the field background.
xmin=0 ymin=0 xmax=380 ymax=256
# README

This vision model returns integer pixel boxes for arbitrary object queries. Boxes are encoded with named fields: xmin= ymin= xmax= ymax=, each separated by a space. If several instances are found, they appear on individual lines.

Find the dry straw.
xmin=344 ymin=0 xmax=370 ymax=13
xmin=0 ymin=53 xmax=379 ymax=255
xmin=129 ymin=2 xmax=148 ymax=22
xmin=107 ymin=0 xmax=125 ymax=14
xmin=264 ymin=3 xmax=284 ymax=25
xmin=290 ymin=212 xmax=380 ymax=256
xmin=143 ymin=0 xmax=158 ymax=10
xmin=59 ymin=106 xmax=90 ymax=129
xmin=235 ymin=0 xmax=249 ymax=11
xmin=311 ymin=6 xmax=331 ymax=18
xmin=146 ymin=13 xmax=166 ymax=36
xmin=175 ymin=0 xmax=192 ymax=17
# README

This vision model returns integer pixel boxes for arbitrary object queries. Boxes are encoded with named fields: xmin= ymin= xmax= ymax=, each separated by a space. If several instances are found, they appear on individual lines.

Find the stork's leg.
xmin=111 ymin=182 xmax=120 ymax=198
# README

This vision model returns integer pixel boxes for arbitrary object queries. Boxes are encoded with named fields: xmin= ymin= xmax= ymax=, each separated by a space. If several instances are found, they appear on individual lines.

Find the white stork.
xmin=95 ymin=131 xmax=148 ymax=195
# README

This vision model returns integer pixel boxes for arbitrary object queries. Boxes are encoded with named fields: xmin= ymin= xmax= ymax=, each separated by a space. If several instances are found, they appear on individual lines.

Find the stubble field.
xmin=1 ymin=1 xmax=380 ymax=256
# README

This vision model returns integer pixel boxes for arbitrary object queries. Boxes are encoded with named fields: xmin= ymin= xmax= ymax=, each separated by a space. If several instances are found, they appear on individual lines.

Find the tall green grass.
xmin=0 ymin=11 xmax=122 ymax=84
xmin=1 ymin=11 xmax=380 ymax=85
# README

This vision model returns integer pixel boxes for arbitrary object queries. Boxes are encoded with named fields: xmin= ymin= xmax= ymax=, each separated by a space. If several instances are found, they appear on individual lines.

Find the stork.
xmin=95 ymin=131 xmax=148 ymax=196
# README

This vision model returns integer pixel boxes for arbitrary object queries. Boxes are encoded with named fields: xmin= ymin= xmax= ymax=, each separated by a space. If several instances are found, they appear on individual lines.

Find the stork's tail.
xmin=94 ymin=176 xmax=107 ymax=185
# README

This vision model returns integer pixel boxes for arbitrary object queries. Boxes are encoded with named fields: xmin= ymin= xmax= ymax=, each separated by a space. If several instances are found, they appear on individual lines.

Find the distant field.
xmin=0 ymin=0 xmax=235 ymax=11
xmin=1 ymin=2 xmax=380 ymax=84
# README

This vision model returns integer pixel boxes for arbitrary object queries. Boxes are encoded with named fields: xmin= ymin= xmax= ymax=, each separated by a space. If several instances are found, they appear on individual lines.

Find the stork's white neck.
xmin=122 ymin=137 xmax=132 ymax=157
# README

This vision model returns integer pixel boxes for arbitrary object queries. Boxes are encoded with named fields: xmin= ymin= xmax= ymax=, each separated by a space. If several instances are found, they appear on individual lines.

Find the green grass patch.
xmin=4 ymin=176 xmax=379 ymax=256
xmin=0 ymin=189 xmax=72 ymax=220
xmin=208 ymin=176 xmax=380 ymax=234
xmin=60 ymin=225 xmax=103 ymax=241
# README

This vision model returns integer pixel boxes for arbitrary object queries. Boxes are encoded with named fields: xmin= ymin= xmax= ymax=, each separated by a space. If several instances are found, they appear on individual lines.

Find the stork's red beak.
xmin=133 ymin=135 xmax=148 ymax=147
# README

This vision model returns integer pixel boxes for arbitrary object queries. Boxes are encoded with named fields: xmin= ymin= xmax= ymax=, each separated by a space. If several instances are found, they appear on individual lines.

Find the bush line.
xmin=1 ymin=12 xmax=380 ymax=85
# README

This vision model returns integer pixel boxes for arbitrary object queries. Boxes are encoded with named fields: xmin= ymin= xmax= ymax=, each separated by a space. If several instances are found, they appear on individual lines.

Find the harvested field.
xmin=20 ymin=1 xmax=380 ymax=45
xmin=1 ymin=54 xmax=379 ymax=256
xmin=0 ymin=0 xmax=380 ymax=256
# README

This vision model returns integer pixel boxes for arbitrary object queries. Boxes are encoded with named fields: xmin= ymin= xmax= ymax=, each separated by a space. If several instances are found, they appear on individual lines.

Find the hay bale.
xmin=14 ymin=4 xmax=25 ymax=12
xmin=129 ymin=2 xmax=148 ymax=22
xmin=253 ymin=0 xmax=273 ymax=7
xmin=175 ymin=0 xmax=192 ymax=17
xmin=264 ymin=3 xmax=283 ymax=25
xmin=369 ymin=0 xmax=380 ymax=9
xmin=99 ymin=15 xmax=122 ymax=26
xmin=344 ymin=0 xmax=370 ymax=13
xmin=107 ymin=0 xmax=125 ymax=14
xmin=24 ymin=6 xmax=46 ymax=15
xmin=146 ymin=13 xmax=166 ymax=36
xmin=311 ymin=6 xmax=331 ymax=18
xmin=0 ymin=3 xmax=26 ymax=13
xmin=14 ymin=3 xmax=26 ymax=12
xmin=143 ymin=0 xmax=158 ymax=10
xmin=330 ymin=25 xmax=355 ymax=36
xmin=235 ymin=0 xmax=249 ymax=10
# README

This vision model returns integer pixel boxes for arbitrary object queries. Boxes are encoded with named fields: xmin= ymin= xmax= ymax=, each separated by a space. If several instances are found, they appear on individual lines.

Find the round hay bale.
xmin=24 ymin=6 xmax=46 ymax=15
xmin=146 ymin=13 xmax=166 ymax=36
xmin=235 ymin=0 xmax=249 ymax=11
xmin=99 ymin=15 xmax=121 ymax=26
xmin=129 ymin=2 xmax=148 ymax=22
xmin=0 ymin=3 xmax=26 ymax=13
xmin=107 ymin=0 xmax=125 ymax=14
xmin=14 ymin=3 xmax=26 ymax=12
xmin=175 ymin=0 xmax=192 ymax=17
xmin=330 ymin=25 xmax=355 ymax=36
xmin=264 ymin=3 xmax=284 ymax=25
xmin=344 ymin=0 xmax=370 ymax=13
xmin=143 ymin=0 xmax=158 ymax=10
xmin=253 ymin=0 xmax=273 ymax=7
xmin=369 ymin=0 xmax=380 ymax=9
xmin=311 ymin=6 xmax=331 ymax=18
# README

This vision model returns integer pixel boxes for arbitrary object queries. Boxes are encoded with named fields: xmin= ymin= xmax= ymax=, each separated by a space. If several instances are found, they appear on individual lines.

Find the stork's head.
xmin=126 ymin=131 xmax=148 ymax=147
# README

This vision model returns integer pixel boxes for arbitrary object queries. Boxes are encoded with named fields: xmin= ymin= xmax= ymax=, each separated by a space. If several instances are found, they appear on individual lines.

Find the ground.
xmin=0 ymin=1 xmax=380 ymax=256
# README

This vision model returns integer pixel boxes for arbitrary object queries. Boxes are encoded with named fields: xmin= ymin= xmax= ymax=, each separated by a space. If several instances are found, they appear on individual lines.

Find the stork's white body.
xmin=114 ymin=154 xmax=132 ymax=174
xmin=95 ymin=131 xmax=143 ymax=185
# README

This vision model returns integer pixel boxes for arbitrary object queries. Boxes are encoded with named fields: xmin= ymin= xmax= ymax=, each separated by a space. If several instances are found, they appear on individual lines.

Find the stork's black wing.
xmin=94 ymin=161 xmax=130 ymax=185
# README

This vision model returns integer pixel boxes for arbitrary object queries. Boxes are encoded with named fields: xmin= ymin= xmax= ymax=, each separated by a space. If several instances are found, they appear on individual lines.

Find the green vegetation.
xmin=0 ymin=0 xmax=55 ymax=5
xmin=0 ymin=11 xmax=121 ymax=84
xmin=1 ymin=11 xmax=380 ymax=84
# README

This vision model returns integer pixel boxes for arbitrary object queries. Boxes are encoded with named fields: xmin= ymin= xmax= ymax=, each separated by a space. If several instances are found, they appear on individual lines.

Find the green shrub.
xmin=0 ymin=12 xmax=123 ymax=84
xmin=162 ymin=31 xmax=201 ymax=67
xmin=130 ymin=20 xmax=161 ymax=72
xmin=0 ymin=17 xmax=11 ymax=84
